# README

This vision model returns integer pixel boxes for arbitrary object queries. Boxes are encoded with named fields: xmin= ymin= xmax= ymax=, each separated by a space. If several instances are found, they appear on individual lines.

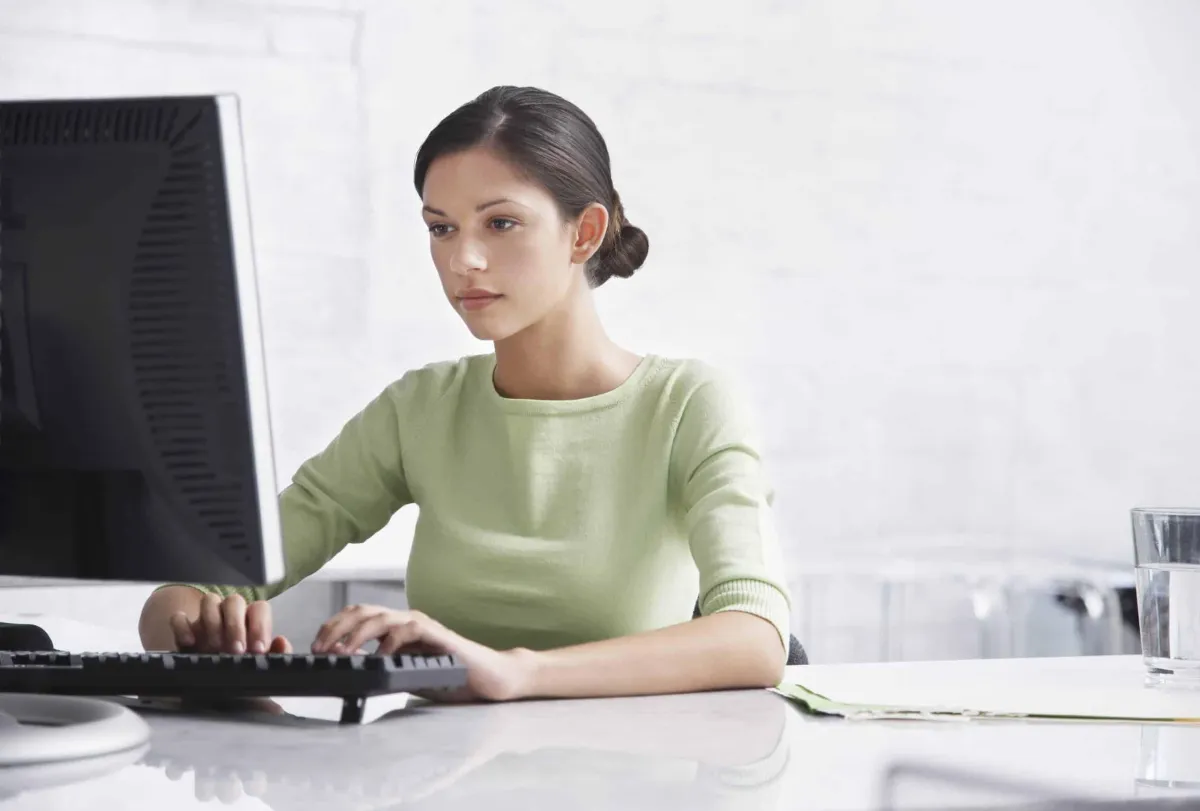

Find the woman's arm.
xmin=311 ymin=605 xmax=786 ymax=703
xmin=516 ymin=610 xmax=786 ymax=699
xmin=664 ymin=369 xmax=795 ymax=679
xmin=140 ymin=380 xmax=416 ymax=649
xmin=512 ymin=368 xmax=793 ymax=699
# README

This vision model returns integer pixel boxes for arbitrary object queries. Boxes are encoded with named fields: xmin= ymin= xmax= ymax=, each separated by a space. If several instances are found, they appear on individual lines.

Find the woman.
xmin=139 ymin=85 xmax=794 ymax=702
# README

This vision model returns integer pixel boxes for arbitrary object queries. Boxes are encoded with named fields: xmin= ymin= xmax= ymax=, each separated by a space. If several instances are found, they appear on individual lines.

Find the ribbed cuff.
xmin=155 ymin=582 xmax=267 ymax=602
xmin=701 ymin=578 xmax=791 ymax=652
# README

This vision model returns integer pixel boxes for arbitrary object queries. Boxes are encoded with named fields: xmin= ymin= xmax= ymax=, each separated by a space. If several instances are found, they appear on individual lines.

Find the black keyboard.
xmin=0 ymin=650 xmax=468 ymax=723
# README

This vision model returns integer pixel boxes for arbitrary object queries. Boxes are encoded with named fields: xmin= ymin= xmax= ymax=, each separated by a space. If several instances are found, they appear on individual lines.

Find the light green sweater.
xmin=189 ymin=354 xmax=792 ymax=652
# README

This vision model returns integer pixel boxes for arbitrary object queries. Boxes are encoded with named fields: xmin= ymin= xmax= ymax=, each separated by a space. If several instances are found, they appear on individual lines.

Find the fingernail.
xmin=194 ymin=776 xmax=216 ymax=802
xmin=252 ymin=640 xmax=266 ymax=654
xmin=232 ymin=641 xmax=245 ymax=654
xmin=215 ymin=777 xmax=242 ymax=805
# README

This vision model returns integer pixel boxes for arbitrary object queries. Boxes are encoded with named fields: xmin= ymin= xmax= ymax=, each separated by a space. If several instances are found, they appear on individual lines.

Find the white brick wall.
xmin=2 ymin=0 xmax=1198 ymax=657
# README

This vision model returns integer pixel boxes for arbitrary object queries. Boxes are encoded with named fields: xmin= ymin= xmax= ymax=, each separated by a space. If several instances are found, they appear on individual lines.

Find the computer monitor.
xmin=0 ymin=94 xmax=285 ymax=587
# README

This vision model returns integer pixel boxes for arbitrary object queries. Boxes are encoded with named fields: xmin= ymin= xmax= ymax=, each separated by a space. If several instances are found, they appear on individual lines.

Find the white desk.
xmin=1 ymin=655 xmax=1198 ymax=810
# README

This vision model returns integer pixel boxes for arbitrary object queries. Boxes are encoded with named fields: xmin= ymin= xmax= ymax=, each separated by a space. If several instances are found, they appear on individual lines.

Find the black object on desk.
xmin=0 ymin=650 xmax=468 ymax=724
xmin=0 ymin=93 xmax=295 ymax=763
xmin=0 ymin=94 xmax=286 ymax=587
xmin=0 ymin=622 xmax=55 ymax=652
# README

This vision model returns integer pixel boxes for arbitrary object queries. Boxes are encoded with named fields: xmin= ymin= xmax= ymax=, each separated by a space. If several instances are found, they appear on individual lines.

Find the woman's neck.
xmin=492 ymin=287 xmax=640 ymax=401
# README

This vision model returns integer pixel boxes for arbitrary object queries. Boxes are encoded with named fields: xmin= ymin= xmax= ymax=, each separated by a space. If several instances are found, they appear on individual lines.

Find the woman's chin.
xmin=462 ymin=317 xmax=516 ymax=342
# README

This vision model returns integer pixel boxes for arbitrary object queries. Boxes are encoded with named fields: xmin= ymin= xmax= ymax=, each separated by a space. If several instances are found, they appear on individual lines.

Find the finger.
xmin=220 ymin=594 xmax=248 ymax=654
xmin=215 ymin=773 xmax=243 ymax=805
xmin=376 ymin=620 xmax=424 ymax=655
xmin=169 ymin=612 xmax=194 ymax=651
xmin=269 ymin=635 xmax=293 ymax=654
xmin=199 ymin=593 xmax=224 ymax=651
xmin=245 ymin=601 xmax=272 ymax=654
xmin=242 ymin=771 xmax=269 ymax=798
xmin=337 ymin=614 xmax=397 ymax=654
xmin=312 ymin=604 xmax=380 ymax=652
xmin=188 ymin=618 xmax=209 ymax=653
xmin=314 ymin=604 xmax=384 ymax=647
xmin=383 ymin=612 xmax=455 ymax=656
xmin=259 ymin=699 xmax=286 ymax=716
xmin=194 ymin=772 xmax=217 ymax=802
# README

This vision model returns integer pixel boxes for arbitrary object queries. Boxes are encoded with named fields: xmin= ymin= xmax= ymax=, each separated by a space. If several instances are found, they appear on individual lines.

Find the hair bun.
xmin=593 ymin=222 xmax=649 ymax=286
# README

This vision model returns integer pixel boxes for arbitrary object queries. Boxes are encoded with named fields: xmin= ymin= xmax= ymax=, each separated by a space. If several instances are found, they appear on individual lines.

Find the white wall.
xmin=2 ymin=0 xmax=1198 ymax=657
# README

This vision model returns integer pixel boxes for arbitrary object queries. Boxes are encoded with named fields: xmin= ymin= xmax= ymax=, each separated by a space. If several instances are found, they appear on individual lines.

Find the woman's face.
xmin=420 ymin=147 xmax=604 ymax=342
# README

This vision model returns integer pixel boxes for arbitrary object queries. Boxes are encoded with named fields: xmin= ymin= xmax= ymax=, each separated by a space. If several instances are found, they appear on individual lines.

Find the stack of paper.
xmin=777 ymin=655 xmax=1200 ymax=723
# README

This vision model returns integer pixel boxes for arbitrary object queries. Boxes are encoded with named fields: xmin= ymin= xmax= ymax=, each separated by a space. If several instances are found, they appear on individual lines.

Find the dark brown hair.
xmin=413 ymin=86 xmax=649 ymax=288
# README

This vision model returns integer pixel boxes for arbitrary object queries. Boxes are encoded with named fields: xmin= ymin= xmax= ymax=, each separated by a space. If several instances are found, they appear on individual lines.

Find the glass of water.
xmin=1133 ymin=508 xmax=1200 ymax=687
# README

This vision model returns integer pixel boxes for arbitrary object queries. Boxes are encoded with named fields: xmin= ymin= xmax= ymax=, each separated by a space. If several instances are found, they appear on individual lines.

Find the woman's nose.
xmin=449 ymin=238 xmax=486 ymax=275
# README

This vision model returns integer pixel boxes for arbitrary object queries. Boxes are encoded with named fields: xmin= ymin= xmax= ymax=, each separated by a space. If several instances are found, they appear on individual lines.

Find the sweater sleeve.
xmin=174 ymin=378 xmax=414 ymax=603
xmin=671 ymin=371 xmax=793 ymax=652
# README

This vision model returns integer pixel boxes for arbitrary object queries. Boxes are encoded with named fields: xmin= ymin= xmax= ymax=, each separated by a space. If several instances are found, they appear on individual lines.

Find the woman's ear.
xmin=570 ymin=203 xmax=609 ymax=265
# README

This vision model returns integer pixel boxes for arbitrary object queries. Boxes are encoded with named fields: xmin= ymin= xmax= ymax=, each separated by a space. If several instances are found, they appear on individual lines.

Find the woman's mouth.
xmin=457 ymin=292 xmax=503 ymax=311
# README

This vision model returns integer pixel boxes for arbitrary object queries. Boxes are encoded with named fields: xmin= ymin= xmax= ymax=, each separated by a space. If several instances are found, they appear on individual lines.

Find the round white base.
xmin=0 ymin=694 xmax=151 ymax=766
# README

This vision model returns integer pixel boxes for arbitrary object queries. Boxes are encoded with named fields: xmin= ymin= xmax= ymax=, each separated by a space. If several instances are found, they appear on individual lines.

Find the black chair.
xmin=692 ymin=601 xmax=807 ymax=665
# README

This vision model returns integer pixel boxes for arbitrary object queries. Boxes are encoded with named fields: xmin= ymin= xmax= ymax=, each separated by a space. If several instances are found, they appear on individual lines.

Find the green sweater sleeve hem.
xmin=701 ymin=578 xmax=792 ymax=653
xmin=154 ymin=581 xmax=279 ymax=603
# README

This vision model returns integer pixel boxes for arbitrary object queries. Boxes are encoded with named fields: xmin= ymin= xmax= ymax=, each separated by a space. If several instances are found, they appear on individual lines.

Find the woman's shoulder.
xmin=651 ymin=357 xmax=766 ymax=464
xmin=646 ymin=355 xmax=762 ymax=432
xmin=649 ymin=354 xmax=743 ymax=400
xmin=381 ymin=353 xmax=492 ymax=407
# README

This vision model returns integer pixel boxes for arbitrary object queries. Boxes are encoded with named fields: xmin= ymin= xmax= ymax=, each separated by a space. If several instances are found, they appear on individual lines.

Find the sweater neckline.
xmin=480 ymin=353 xmax=661 ymax=415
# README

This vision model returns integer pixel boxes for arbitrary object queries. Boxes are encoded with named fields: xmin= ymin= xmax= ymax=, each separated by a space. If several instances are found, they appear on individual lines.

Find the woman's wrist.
xmin=504 ymin=647 xmax=543 ymax=700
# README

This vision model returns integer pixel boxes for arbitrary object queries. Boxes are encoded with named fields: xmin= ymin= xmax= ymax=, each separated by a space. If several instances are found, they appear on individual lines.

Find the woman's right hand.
xmin=170 ymin=593 xmax=293 ymax=654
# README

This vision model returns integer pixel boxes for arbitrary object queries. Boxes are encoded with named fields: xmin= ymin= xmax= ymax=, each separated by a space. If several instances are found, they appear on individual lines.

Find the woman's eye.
xmin=490 ymin=218 xmax=517 ymax=231
xmin=427 ymin=223 xmax=451 ymax=237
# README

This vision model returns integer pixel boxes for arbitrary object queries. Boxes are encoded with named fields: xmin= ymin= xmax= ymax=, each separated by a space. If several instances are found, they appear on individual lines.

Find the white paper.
xmin=783 ymin=655 xmax=1200 ymax=721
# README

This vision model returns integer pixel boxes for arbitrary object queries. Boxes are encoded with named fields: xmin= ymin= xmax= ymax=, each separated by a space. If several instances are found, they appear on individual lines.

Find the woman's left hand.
xmin=310 ymin=605 xmax=536 ymax=703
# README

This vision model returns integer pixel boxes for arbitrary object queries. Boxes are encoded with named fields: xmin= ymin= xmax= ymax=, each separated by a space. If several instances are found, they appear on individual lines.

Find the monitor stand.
xmin=0 ymin=694 xmax=151 ymax=766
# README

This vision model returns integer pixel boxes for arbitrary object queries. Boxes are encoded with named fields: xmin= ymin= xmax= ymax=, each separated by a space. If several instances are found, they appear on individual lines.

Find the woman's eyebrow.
xmin=422 ymin=197 xmax=519 ymax=217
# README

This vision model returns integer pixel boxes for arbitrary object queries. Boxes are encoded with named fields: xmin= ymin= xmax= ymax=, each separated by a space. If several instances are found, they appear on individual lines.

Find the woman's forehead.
xmin=423 ymin=167 xmax=552 ymax=217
